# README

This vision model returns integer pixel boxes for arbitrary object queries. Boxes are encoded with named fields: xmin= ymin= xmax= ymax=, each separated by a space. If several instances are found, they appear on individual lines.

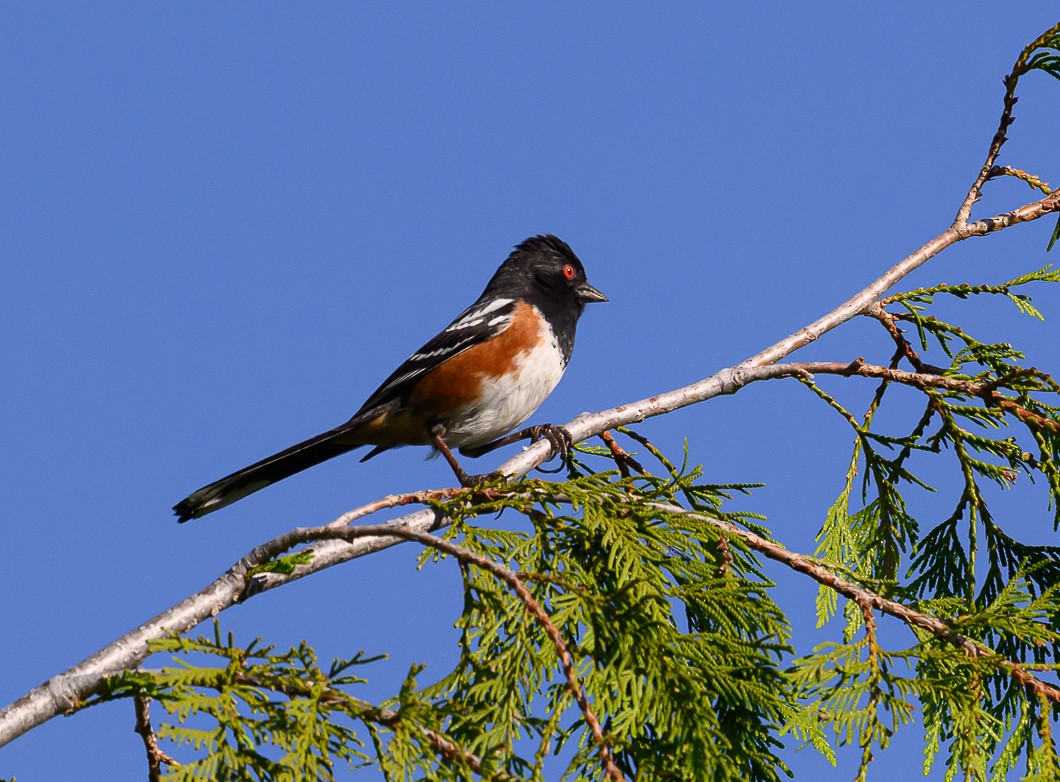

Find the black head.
xmin=483 ymin=234 xmax=607 ymax=309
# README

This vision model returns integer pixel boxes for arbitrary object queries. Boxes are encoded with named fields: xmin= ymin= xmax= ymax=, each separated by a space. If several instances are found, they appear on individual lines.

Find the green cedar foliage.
xmin=104 ymin=466 xmax=793 ymax=781
xmin=88 ymin=22 xmax=1060 ymax=782
xmin=796 ymin=259 xmax=1060 ymax=782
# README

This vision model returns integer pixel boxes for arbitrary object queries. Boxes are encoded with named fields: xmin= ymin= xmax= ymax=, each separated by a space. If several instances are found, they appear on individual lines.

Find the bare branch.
xmin=498 ymin=191 xmax=1060 ymax=484
xmin=954 ymin=71 xmax=1020 ymax=227
xmin=0 ymin=493 xmax=468 ymax=746
xmin=953 ymin=21 xmax=1060 ymax=225
xmin=3 ymin=140 xmax=1059 ymax=751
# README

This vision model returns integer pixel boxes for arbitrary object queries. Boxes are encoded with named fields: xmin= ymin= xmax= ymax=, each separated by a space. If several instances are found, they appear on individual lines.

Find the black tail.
xmin=173 ymin=427 xmax=361 ymax=522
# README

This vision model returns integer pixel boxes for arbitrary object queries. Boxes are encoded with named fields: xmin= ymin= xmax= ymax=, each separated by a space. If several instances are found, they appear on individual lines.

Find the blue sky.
xmin=3 ymin=4 xmax=1060 ymax=779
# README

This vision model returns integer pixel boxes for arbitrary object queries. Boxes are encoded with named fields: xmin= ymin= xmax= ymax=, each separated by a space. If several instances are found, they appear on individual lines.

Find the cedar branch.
xmin=3 ymin=89 xmax=1060 ymax=754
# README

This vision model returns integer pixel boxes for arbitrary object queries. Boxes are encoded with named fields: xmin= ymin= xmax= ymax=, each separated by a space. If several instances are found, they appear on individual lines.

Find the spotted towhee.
xmin=174 ymin=234 xmax=606 ymax=522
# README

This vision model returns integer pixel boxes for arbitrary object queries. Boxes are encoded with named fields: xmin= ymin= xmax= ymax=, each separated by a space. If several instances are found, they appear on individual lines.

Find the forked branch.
xmin=3 ymin=29 xmax=1060 ymax=754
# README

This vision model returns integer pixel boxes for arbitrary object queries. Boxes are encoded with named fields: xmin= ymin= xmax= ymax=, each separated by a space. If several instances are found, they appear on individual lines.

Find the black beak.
xmin=577 ymin=281 xmax=608 ymax=303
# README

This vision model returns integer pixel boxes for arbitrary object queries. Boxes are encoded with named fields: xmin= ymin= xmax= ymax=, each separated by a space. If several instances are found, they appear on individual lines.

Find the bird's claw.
xmin=459 ymin=471 xmax=496 ymax=487
xmin=527 ymin=424 xmax=573 ymax=474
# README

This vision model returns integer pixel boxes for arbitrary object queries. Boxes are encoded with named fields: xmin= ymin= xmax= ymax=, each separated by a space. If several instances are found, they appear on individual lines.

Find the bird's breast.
xmin=416 ymin=303 xmax=568 ymax=448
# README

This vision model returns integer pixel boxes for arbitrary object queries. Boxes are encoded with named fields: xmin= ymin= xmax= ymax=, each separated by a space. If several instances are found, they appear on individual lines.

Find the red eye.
xmin=562 ymin=264 xmax=576 ymax=280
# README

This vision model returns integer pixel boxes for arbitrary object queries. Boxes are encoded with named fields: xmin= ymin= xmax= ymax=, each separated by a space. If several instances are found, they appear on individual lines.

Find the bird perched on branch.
xmin=174 ymin=234 xmax=606 ymax=522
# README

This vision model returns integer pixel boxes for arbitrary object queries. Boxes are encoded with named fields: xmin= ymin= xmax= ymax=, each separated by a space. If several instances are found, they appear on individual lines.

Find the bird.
xmin=173 ymin=234 xmax=607 ymax=522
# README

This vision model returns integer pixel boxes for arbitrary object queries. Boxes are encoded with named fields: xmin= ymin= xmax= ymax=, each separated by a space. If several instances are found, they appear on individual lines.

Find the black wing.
xmin=352 ymin=296 xmax=518 ymax=417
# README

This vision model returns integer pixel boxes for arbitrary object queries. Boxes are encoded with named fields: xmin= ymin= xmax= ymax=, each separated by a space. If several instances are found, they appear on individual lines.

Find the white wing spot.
xmin=445 ymin=298 xmax=513 ymax=332
xmin=384 ymin=370 xmax=421 ymax=389
xmin=474 ymin=297 xmax=511 ymax=316
xmin=410 ymin=335 xmax=476 ymax=362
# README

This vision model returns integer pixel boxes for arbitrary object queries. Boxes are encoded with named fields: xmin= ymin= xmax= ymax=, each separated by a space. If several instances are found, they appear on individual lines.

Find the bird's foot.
xmin=524 ymin=424 xmax=573 ymax=474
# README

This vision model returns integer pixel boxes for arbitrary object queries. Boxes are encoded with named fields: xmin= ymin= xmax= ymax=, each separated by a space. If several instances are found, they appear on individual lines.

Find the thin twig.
xmin=987 ymin=165 xmax=1052 ymax=195
xmin=133 ymin=695 xmax=177 ymax=781
xmin=323 ymin=487 xmax=498 ymax=528
xmin=619 ymin=428 xmax=679 ymax=479
xmin=863 ymin=303 xmax=936 ymax=373
xmin=4 ymin=123 xmax=1060 ymax=753
xmin=647 ymin=502 xmax=1060 ymax=704
xmin=265 ymin=524 xmax=625 ymax=782
xmin=855 ymin=597 xmax=882 ymax=781
xmin=600 ymin=430 xmax=646 ymax=478
xmin=950 ymin=22 xmax=1060 ymax=226
xmin=782 ymin=359 xmax=1060 ymax=434
xmin=954 ymin=70 xmax=1020 ymax=227
xmin=190 ymin=670 xmax=522 ymax=781
xmin=276 ymin=498 xmax=1060 ymax=709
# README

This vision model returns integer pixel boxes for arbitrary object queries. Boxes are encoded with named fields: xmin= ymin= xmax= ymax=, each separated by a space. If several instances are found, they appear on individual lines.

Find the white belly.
xmin=445 ymin=333 xmax=567 ymax=448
